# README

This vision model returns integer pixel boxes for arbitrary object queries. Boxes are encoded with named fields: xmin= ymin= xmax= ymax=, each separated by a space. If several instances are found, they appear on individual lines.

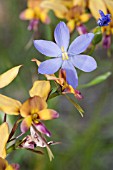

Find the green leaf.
xmin=79 ymin=72 xmax=111 ymax=89
xmin=65 ymin=95 xmax=84 ymax=117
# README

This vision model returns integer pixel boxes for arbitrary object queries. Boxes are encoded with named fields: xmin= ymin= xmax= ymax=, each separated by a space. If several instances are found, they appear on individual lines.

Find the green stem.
xmin=88 ymin=44 xmax=96 ymax=56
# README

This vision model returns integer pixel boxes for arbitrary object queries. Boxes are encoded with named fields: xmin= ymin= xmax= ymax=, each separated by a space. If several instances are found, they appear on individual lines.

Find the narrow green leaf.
xmin=79 ymin=72 xmax=111 ymax=89
xmin=65 ymin=95 xmax=84 ymax=117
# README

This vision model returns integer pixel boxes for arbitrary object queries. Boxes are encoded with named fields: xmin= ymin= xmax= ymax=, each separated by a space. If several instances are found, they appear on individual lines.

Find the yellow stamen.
xmin=61 ymin=46 xmax=69 ymax=60
xmin=32 ymin=113 xmax=39 ymax=121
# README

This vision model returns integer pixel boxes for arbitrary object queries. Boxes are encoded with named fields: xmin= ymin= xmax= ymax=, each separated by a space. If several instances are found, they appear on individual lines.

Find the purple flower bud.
xmin=76 ymin=24 xmax=87 ymax=35
xmin=28 ymin=19 xmax=39 ymax=31
xmin=102 ymin=34 xmax=111 ymax=49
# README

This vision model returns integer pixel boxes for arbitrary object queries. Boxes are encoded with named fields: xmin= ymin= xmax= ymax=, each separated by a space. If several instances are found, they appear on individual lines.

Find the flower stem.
xmin=8 ymin=116 xmax=23 ymax=142
xmin=3 ymin=114 xmax=7 ymax=122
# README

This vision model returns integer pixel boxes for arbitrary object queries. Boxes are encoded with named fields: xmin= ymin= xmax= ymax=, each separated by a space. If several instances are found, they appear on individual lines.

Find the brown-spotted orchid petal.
xmin=20 ymin=96 xmax=47 ymax=118
xmin=38 ymin=109 xmax=59 ymax=120
xmin=20 ymin=115 xmax=32 ymax=133
xmin=0 ymin=123 xmax=9 ymax=159
xmin=20 ymin=135 xmax=35 ymax=149
xmin=0 ymin=94 xmax=21 ymax=115
xmin=0 ymin=65 xmax=22 ymax=89
xmin=33 ymin=122 xmax=51 ymax=137
xmin=29 ymin=81 xmax=51 ymax=101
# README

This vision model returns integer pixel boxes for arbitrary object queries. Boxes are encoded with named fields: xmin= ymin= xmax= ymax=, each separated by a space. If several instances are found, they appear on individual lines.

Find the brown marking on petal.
xmin=20 ymin=96 xmax=47 ymax=118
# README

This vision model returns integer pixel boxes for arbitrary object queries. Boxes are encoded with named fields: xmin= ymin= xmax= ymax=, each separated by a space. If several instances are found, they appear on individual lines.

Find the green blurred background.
xmin=0 ymin=1 xmax=113 ymax=170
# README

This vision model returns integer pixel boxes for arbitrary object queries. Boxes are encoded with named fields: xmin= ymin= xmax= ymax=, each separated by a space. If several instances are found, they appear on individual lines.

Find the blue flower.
xmin=34 ymin=22 xmax=97 ymax=89
xmin=97 ymin=10 xmax=111 ymax=27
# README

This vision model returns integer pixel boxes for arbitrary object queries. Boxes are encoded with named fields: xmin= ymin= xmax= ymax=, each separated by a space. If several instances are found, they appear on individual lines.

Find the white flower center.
xmin=61 ymin=46 xmax=69 ymax=60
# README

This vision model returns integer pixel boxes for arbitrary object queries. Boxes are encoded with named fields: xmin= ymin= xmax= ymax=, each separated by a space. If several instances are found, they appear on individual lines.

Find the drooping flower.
xmin=32 ymin=58 xmax=83 ymax=99
xmin=20 ymin=126 xmax=59 ymax=149
xmin=34 ymin=22 xmax=97 ymax=89
xmin=97 ymin=10 xmax=111 ymax=27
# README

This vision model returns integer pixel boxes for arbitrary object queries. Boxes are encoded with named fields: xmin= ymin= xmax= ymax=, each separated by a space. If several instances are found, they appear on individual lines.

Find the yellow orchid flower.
xmin=0 ymin=157 xmax=19 ymax=170
xmin=66 ymin=5 xmax=91 ymax=33
xmin=20 ymin=0 xmax=50 ymax=31
xmin=20 ymin=80 xmax=59 ymax=133
xmin=41 ymin=0 xmax=90 ymax=34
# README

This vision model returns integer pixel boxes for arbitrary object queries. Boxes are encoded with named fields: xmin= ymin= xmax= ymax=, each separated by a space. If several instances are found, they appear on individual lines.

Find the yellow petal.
xmin=0 ymin=123 xmax=9 ymax=158
xmin=89 ymin=0 xmax=107 ymax=19
xmin=0 ymin=65 xmax=22 ymax=89
xmin=6 ymin=165 xmax=14 ymax=170
xmin=73 ymin=0 xmax=87 ymax=8
xmin=104 ymin=0 xmax=113 ymax=17
xmin=40 ymin=1 xmax=68 ymax=18
xmin=67 ymin=20 xmax=75 ymax=33
xmin=20 ymin=9 xmax=34 ymax=20
xmin=31 ymin=58 xmax=41 ymax=66
xmin=29 ymin=81 xmax=50 ymax=101
xmin=0 ymin=94 xmax=21 ymax=115
xmin=21 ymin=115 xmax=32 ymax=133
xmin=20 ymin=96 xmax=47 ymax=117
xmin=0 ymin=157 xmax=8 ymax=170
xmin=80 ymin=13 xmax=91 ymax=23
xmin=38 ymin=109 xmax=59 ymax=120
xmin=28 ymin=0 xmax=40 ymax=8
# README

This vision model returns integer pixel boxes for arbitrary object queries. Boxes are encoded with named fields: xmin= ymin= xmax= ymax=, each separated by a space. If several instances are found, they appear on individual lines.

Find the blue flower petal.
xmin=54 ymin=22 xmax=70 ymax=51
xmin=34 ymin=40 xmax=61 ymax=57
xmin=99 ymin=10 xmax=105 ymax=17
xmin=62 ymin=60 xmax=78 ymax=89
xmin=38 ymin=58 xmax=62 ymax=74
xmin=68 ymin=33 xmax=94 ymax=55
xmin=71 ymin=55 xmax=97 ymax=72
xmin=97 ymin=10 xmax=111 ymax=27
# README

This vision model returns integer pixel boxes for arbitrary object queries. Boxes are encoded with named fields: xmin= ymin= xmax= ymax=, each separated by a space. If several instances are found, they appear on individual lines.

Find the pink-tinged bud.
xmin=74 ymin=90 xmax=83 ymax=100
xmin=102 ymin=34 xmax=111 ymax=49
xmin=34 ymin=122 xmax=51 ymax=137
xmin=19 ymin=11 xmax=25 ymax=20
xmin=28 ymin=19 xmax=39 ymax=31
xmin=11 ymin=164 xmax=20 ymax=170
xmin=76 ymin=24 xmax=87 ymax=35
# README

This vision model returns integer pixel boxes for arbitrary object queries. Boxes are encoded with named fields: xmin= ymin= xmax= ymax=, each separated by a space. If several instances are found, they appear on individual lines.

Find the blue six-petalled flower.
xmin=34 ymin=22 xmax=97 ymax=89
xmin=97 ymin=10 xmax=111 ymax=27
